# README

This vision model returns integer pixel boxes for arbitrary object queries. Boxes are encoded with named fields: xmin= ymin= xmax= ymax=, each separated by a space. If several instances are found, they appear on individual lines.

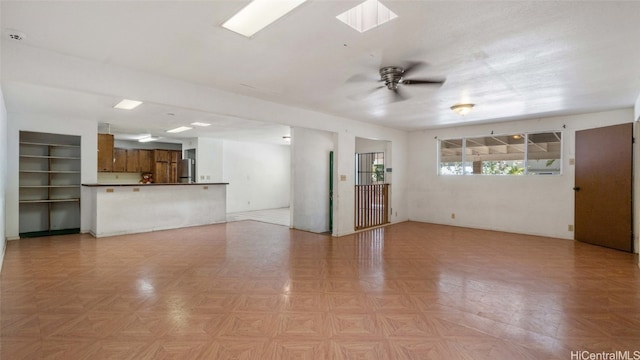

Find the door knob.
xmin=573 ymin=187 xmax=581 ymax=191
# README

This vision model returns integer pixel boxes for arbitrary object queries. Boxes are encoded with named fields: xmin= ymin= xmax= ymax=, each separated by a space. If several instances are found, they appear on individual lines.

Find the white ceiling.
xmin=2 ymin=1 xmax=640 ymax=142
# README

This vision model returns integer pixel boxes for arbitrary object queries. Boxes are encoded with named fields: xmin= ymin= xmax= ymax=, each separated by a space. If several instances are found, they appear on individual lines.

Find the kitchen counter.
xmin=82 ymin=183 xmax=228 ymax=237
xmin=82 ymin=182 xmax=228 ymax=186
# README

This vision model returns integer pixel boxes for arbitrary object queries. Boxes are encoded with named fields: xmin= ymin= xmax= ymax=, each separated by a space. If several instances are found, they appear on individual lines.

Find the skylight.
xmin=222 ymin=0 xmax=308 ymax=38
xmin=336 ymin=0 xmax=398 ymax=33
xmin=113 ymin=99 xmax=143 ymax=110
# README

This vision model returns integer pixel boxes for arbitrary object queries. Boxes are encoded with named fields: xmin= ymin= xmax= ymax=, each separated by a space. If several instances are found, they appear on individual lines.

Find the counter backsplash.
xmin=97 ymin=172 xmax=143 ymax=184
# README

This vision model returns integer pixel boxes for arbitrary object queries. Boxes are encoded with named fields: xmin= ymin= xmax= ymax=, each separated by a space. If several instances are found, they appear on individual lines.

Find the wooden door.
xmin=170 ymin=150 xmax=181 ymax=163
xmin=113 ymin=148 xmax=127 ymax=172
xmin=126 ymin=149 xmax=139 ymax=172
xmin=170 ymin=162 xmax=178 ymax=183
xmin=154 ymin=162 xmax=169 ymax=183
xmin=138 ymin=150 xmax=153 ymax=173
xmin=154 ymin=150 xmax=169 ymax=162
xmin=97 ymin=133 xmax=114 ymax=172
xmin=574 ymin=123 xmax=633 ymax=252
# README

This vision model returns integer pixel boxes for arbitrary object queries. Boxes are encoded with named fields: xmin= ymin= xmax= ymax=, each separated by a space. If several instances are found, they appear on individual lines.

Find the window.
xmin=355 ymin=152 xmax=384 ymax=185
xmin=438 ymin=132 xmax=561 ymax=175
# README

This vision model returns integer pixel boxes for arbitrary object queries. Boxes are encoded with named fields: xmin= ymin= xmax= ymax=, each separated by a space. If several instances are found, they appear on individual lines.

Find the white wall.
xmin=6 ymin=114 xmax=98 ymax=239
xmin=408 ymin=108 xmax=635 ymax=243
xmin=356 ymin=137 xmax=388 ymax=154
xmin=0 ymin=89 xmax=8 ymax=269
xmin=635 ymin=93 xmax=640 ymax=121
xmin=291 ymin=127 xmax=334 ymax=233
xmin=195 ymin=137 xmax=223 ymax=182
xmin=223 ymin=139 xmax=290 ymax=213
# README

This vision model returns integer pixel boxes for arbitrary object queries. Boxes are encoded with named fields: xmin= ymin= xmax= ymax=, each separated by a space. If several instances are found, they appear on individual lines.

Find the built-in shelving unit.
xmin=19 ymin=132 xmax=81 ymax=237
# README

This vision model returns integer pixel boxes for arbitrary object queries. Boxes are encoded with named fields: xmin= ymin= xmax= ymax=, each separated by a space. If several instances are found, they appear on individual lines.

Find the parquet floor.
xmin=1 ymin=221 xmax=639 ymax=359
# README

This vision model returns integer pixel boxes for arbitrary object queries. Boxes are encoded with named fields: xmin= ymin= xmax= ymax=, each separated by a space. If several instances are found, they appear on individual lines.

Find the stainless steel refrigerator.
xmin=179 ymin=158 xmax=195 ymax=183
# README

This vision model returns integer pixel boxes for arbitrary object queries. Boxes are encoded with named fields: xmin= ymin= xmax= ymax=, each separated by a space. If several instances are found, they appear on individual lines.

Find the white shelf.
xmin=20 ymin=198 xmax=80 ymax=204
xmin=20 ymin=185 xmax=80 ymax=188
xmin=20 ymin=141 xmax=80 ymax=148
xmin=19 ymin=131 xmax=82 ymax=235
xmin=20 ymin=170 xmax=81 ymax=174
xmin=20 ymin=155 xmax=81 ymax=160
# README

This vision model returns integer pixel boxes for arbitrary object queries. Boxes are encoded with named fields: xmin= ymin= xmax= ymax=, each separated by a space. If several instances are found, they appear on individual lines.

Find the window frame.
xmin=437 ymin=131 xmax=563 ymax=176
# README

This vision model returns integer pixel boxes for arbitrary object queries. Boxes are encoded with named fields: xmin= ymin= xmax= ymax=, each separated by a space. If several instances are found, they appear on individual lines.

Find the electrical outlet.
xmin=451 ymin=213 xmax=456 ymax=219
xmin=568 ymin=225 xmax=574 ymax=231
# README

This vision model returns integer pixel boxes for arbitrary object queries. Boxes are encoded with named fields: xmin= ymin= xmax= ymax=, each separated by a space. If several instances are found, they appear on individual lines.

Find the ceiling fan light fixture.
xmin=450 ymin=103 xmax=475 ymax=116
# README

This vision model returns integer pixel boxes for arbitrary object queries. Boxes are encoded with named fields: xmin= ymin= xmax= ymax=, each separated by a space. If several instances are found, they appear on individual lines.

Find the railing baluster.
xmin=354 ymin=184 xmax=390 ymax=230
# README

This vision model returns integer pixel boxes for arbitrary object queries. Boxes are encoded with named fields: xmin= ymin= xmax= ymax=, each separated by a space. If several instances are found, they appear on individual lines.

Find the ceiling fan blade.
xmin=401 ymin=61 xmax=426 ymax=77
xmin=391 ymin=87 xmax=408 ymax=102
xmin=402 ymin=78 xmax=445 ymax=86
xmin=346 ymin=73 xmax=381 ymax=83
xmin=348 ymin=85 xmax=385 ymax=101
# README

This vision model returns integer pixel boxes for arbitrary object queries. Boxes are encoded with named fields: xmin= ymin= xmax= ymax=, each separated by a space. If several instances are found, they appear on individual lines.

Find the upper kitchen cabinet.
xmin=138 ymin=150 xmax=153 ymax=173
xmin=113 ymin=148 xmax=127 ymax=172
xmin=97 ymin=133 xmax=114 ymax=172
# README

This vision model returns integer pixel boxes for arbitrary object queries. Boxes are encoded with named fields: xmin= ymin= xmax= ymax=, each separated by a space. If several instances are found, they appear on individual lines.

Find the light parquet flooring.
xmin=2 ymin=221 xmax=640 ymax=359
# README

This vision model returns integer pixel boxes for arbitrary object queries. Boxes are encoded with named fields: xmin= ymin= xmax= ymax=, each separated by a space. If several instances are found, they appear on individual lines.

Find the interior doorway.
xmin=354 ymin=138 xmax=391 ymax=231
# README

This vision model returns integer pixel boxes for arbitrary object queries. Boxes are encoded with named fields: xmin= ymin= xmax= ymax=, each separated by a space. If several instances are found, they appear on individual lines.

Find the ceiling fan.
xmin=349 ymin=61 xmax=445 ymax=102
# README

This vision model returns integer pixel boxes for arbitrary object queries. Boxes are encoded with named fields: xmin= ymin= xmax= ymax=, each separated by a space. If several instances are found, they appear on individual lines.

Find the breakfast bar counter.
xmin=82 ymin=183 xmax=228 ymax=237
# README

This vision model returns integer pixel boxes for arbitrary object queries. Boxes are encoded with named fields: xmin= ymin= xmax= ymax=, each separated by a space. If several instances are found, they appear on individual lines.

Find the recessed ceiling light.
xmin=166 ymin=126 xmax=192 ymax=133
xmin=191 ymin=122 xmax=211 ymax=127
xmin=336 ymin=0 xmax=398 ymax=33
xmin=113 ymin=99 xmax=143 ymax=110
xmin=222 ymin=0 xmax=308 ymax=37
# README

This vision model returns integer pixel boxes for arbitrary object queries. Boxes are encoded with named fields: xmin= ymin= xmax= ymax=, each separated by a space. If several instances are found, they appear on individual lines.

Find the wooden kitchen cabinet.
xmin=154 ymin=150 xmax=169 ymax=162
xmin=97 ymin=133 xmax=114 ymax=172
xmin=125 ymin=149 xmax=139 ymax=172
xmin=138 ymin=149 xmax=153 ymax=173
xmin=113 ymin=148 xmax=127 ymax=172
xmin=152 ymin=149 xmax=181 ymax=183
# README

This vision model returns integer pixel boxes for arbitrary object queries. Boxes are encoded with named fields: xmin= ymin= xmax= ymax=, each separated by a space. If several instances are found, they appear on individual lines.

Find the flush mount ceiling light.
xmin=190 ymin=122 xmax=211 ymax=127
xmin=138 ymin=135 xmax=161 ymax=143
xmin=222 ymin=0 xmax=308 ymax=37
xmin=336 ymin=0 xmax=398 ymax=33
xmin=166 ymin=126 xmax=192 ymax=134
xmin=113 ymin=99 xmax=143 ymax=110
xmin=450 ymin=103 xmax=475 ymax=116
